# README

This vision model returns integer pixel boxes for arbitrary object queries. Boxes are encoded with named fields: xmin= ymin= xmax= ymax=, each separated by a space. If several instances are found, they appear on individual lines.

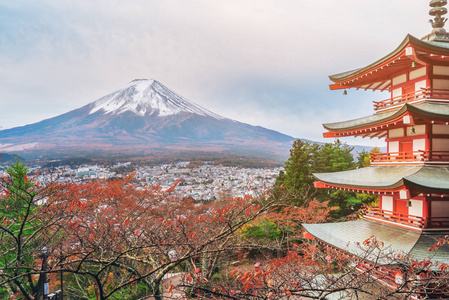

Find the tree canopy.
xmin=274 ymin=140 xmax=355 ymax=208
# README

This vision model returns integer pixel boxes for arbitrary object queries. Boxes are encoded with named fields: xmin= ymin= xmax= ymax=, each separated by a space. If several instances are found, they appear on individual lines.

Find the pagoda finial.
xmin=429 ymin=0 xmax=448 ymax=31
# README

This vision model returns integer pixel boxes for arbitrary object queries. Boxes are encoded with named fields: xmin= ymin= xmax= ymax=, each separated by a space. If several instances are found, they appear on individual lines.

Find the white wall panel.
xmin=434 ymin=66 xmax=449 ymax=76
xmin=433 ymin=139 xmax=449 ymax=151
xmin=433 ymin=79 xmax=449 ymax=89
xmin=413 ymin=139 xmax=426 ymax=152
xmin=431 ymin=201 xmax=449 ymax=218
xmin=433 ymin=124 xmax=449 ymax=135
xmin=382 ymin=196 xmax=393 ymax=212
xmin=393 ymin=74 xmax=407 ymax=86
xmin=389 ymin=141 xmax=399 ymax=154
xmin=415 ymin=80 xmax=427 ymax=92
xmin=410 ymin=67 xmax=426 ymax=80
xmin=409 ymin=200 xmax=423 ymax=217
xmin=392 ymin=88 xmax=402 ymax=98
xmin=407 ymin=125 xmax=425 ymax=136
xmin=389 ymin=128 xmax=404 ymax=138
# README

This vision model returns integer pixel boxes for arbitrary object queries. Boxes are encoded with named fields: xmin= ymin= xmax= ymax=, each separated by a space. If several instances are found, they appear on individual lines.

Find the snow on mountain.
xmin=89 ymin=79 xmax=225 ymax=120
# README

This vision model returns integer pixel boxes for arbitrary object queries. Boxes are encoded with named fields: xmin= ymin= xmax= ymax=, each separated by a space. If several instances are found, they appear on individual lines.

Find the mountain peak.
xmin=0 ymin=79 xmax=295 ymax=159
xmin=89 ymin=79 xmax=225 ymax=119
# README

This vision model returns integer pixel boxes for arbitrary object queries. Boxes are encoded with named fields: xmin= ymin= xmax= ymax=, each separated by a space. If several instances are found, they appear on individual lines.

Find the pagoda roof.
xmin=329 ymin=34 xmax=449 ymax=91
xmin=303 ymin=219 xmax=449 ymax=268
xmin=303 ymin=220 xmax=420 ymax=263
xmin=313 ymin=165 xmax=449 ymax=193
xmin=323 ymin=102 xmax=449 ymax=135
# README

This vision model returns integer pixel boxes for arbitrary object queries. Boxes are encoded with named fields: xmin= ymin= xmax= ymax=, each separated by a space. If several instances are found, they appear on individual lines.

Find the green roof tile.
xmin=303 ymin=220 xmax=449 ymax=268
xmin=323 ymin=102 xmax=449 ymax=132
xmin=314 ymin=165 xmax=449 ymax=192
xmin=303 ymin=220 xmax=421 ymax=264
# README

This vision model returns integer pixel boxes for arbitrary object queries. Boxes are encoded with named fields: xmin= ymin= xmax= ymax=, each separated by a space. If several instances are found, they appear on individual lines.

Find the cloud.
xmin=0 ymin=0 xmax=432 ymax=147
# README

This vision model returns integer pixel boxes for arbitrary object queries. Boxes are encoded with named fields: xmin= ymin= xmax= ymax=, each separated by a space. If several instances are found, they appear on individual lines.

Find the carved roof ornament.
xmin=429 ymin=0 xmax=448 ymax=31
xmin=422 ymin=0 xmax=449 ymax=42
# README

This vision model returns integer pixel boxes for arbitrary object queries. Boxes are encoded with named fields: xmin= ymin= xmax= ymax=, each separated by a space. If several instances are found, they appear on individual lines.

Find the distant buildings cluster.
xmin=4 ymin=161 xmax=281 ymax=201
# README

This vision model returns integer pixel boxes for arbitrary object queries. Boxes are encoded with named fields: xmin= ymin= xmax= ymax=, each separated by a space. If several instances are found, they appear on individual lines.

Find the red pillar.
xmin=422 ymin=197 xmax=430 ymax=219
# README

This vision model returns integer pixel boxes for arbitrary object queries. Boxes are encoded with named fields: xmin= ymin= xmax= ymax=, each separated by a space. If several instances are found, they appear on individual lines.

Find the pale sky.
xmin=0 ymin=0 xmax=432 ymax=146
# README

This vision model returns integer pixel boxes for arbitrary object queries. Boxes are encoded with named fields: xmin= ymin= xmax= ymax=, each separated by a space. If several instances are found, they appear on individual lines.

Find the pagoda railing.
xmin=363 ymin=207 xmax=449 ymax=229
xmin=370 ymin=150 xmax=449 ymax=163
xmin=373 ymin=87 xmax=449 ymax=111
xmin=356 ymin=262 xmax=400 ymax=290
xmin=364 ymin=207 xmax=426 ymax=228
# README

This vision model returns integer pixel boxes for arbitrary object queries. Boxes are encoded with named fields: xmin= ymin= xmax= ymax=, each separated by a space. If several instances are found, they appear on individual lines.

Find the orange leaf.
xmin=230 ymin=270 xmax=239 ymax=276
xmin=167 ymin=284 xmax=174 ymax=293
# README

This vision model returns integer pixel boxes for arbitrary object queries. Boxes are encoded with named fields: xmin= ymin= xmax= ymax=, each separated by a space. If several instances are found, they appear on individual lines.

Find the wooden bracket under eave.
xmin=323 ymin=132 xmax=337 ymax=138
xmin=405 ymin=46 xmax=430 ymax=67
xmin=329 ymin=83 xmax=346 ymax=90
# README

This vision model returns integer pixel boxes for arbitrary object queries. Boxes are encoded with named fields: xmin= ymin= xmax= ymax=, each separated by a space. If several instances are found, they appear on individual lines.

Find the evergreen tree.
xmin=274 ymin=140 xmax=319 ymax=206
xmin=0 ymin=159 xmax=43 ymax=299
xmin=275 ymin=140 xmax=355 ymax=208
xmin=315 ymin=140 xmax=354 ymax=173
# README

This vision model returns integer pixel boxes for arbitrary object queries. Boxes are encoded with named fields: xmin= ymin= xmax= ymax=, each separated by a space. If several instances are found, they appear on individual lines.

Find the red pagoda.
xmin=303 ymin=0 xmax=449 ymax=292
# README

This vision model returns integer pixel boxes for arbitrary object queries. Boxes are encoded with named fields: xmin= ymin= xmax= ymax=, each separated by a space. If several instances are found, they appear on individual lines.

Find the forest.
xmin=0 ymin=141 xmax=448 ymax=299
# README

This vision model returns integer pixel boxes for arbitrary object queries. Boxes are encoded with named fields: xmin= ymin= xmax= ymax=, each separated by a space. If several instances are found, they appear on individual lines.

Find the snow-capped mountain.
xmin=89 ymin=79 xmax=225 ymax=120
xmin=0 ymin=79 xmax=296 ymax=159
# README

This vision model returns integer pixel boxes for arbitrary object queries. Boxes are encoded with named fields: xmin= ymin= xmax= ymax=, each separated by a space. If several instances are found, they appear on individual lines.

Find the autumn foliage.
xmin=1 ymin=160 xmax=449 ymax=299
xmin=0 ymin=160 xmax=280 ymax=299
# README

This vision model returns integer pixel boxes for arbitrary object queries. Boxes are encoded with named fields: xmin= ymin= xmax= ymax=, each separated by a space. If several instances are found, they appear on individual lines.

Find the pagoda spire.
xmin=422 ymin=0 xmax=449 ymax=42
xmin=429 ymin=0 xmax=448 ymax=30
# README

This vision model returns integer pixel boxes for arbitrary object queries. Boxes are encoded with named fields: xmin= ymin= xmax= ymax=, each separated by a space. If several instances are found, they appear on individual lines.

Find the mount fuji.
xmin=0 ymin=79 xmax=296 ymax=159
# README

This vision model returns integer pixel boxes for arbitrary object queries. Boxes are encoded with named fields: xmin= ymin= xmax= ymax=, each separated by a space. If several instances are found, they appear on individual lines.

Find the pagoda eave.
xmin=303 ymin=220 xmax=449 ymax=269
xmin=313 ymin=165 xmax=449 ymax=194
xmin=323 ymin=130 xmax=388 ymax=139
xmin=329 ymin=35 xmax=449 ymax=91
xmin=314 ymin=180 xmax=404 ymax=194
xmin=322 ymin=102 xmax=449 ymax=136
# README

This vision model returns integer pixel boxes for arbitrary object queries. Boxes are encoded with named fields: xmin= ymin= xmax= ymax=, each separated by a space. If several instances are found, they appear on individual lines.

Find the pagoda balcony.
xmin=373 ymin=88 xmax=449 ymax=112
xmin=363 ymin=207 xmax=449 ymax=229
xmin=370 ymin=150 xmax=449 ymax=164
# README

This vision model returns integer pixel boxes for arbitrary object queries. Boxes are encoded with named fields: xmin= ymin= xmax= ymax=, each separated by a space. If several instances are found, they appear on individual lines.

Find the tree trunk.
xmin=152 ymin=279 xmax=163 ymax=300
